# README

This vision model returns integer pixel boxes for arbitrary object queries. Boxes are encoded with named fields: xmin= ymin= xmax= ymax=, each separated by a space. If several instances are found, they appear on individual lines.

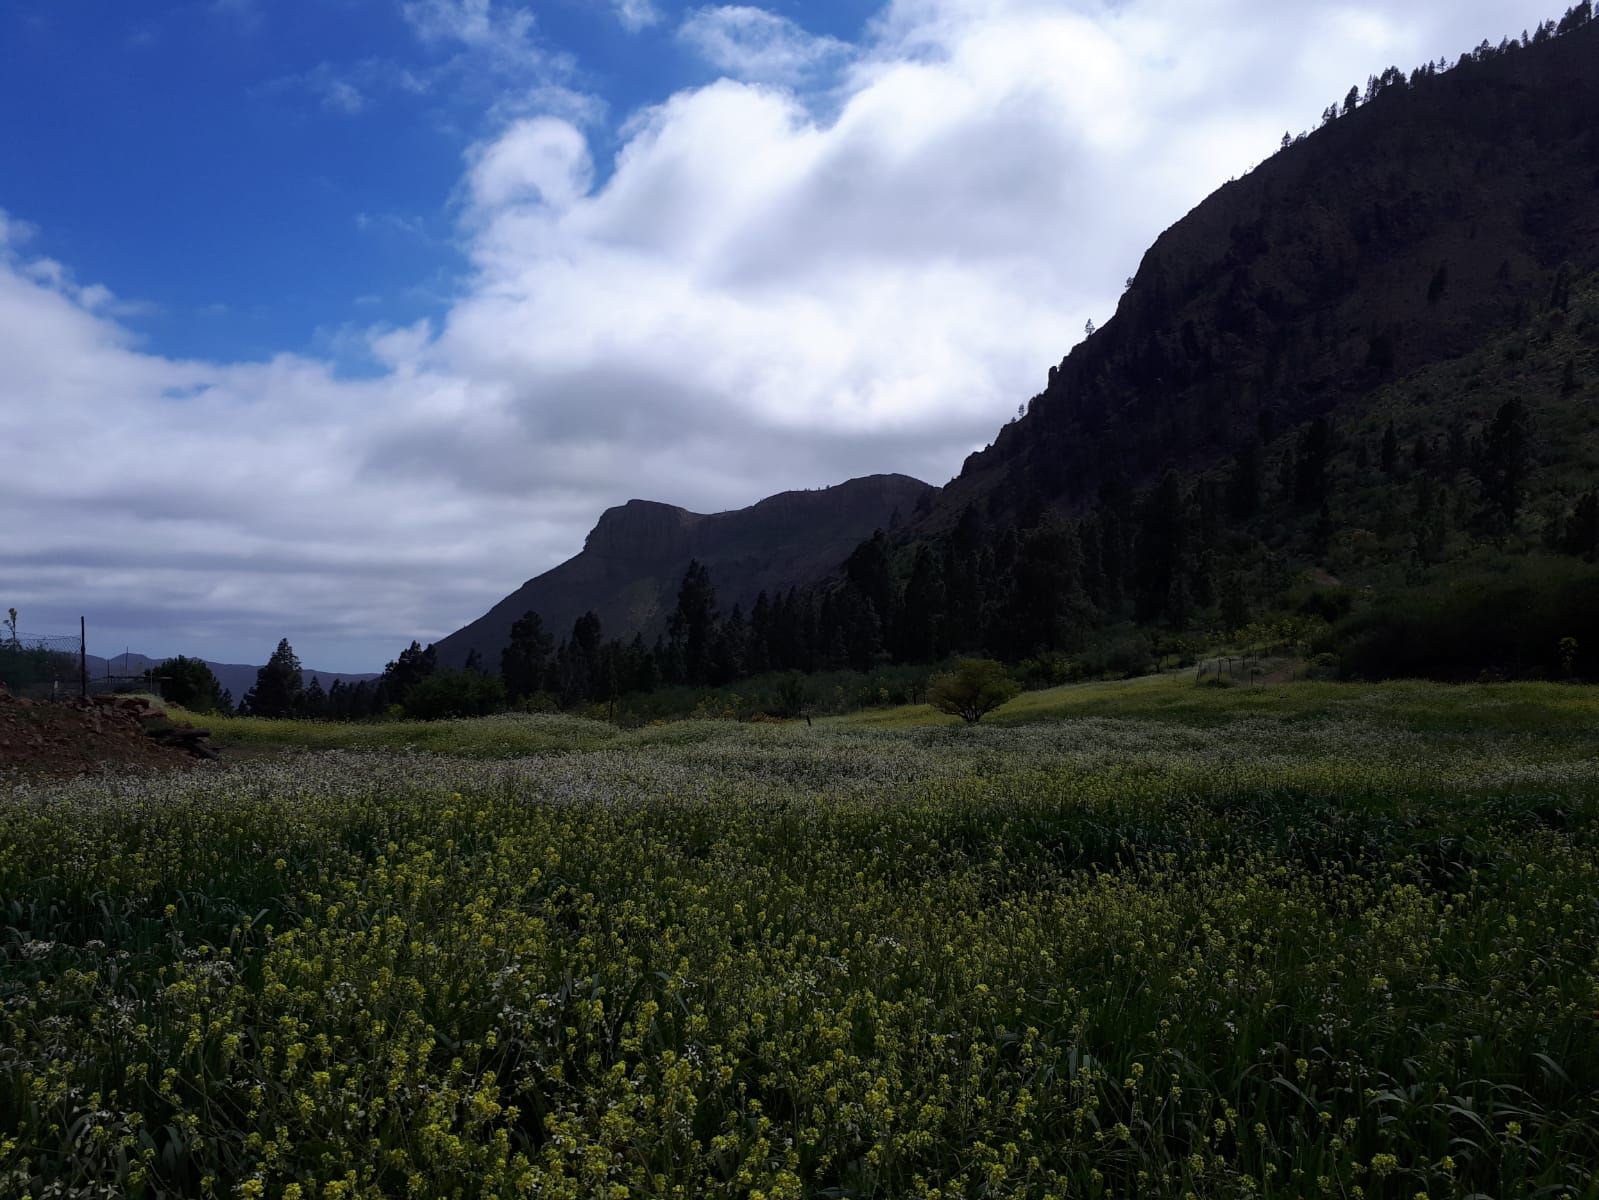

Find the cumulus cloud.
xmin=1 ymin=0 xmax=1559 ymax=667
xmin=467 ymin=117 xmax=594 ymax=211
xmin=678 ymin=7 xmax=851 ymax=83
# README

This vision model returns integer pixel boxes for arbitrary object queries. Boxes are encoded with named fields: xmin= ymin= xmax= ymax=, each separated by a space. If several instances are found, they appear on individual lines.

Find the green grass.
xmin=839 ymin=672 xmax=1599 ymax=737
xmin=6 ymin=680 xmax=1599 ymax=1197
xmin=198 ymin=675 xmax=1599 ymax=751
xmin=200 ymin=709 xmax=623 ymax=757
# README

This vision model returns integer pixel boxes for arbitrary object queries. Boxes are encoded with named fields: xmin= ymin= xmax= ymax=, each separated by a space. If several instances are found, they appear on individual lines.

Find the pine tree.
xmin=501 ymin=611 xmax=553 ymax=702
xmin=623 ymin=634 xmax=658 ymax=693
xmin=1134 ymin=471 xmax=1185 ymax=621
xmin=546 ymin=613 xmax=604 ymax=704
xmin=157 ymin=656 xmax=228 ymax=714
xmin=1562 ymin=491 xmax=1599 ymax=559
xmin=1219 ymin=572 xmax=1250 ymax=632
xmin=897 ymin=545 xmax=947 ymax=663
xmin=709 ymin=605 xmax=746 ymax=685
xmin=1549 ymin=262 xmax=1572 ymax=312
xmin=1293 ymin=417 xmax=1332 ymax=508
xmin=1477 ymin=397 xmax=1531 ymax=523
xmin=844 ymin=532 xmax=896 ymax=647
xmin=1006 ymin=516 xmax=1090 ymax=656
xmin=1225 ymin=439 xmax=1263 ymax=519
xmin=300 ymin=675 xmax=328 ymax=719
xmin=746 ymin=593 xmax=773 ymax=675
xmin=381 ymin=641 xmax=436 ymax=708
xmin=243 ymin=638 xmax=304 ymax=719
xmin=669 ymin=561 xmax=719 ymax=686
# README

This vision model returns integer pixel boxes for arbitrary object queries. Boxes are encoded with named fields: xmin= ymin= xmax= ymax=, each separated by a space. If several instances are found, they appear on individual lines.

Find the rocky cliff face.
xmin=582 ymin=500 xmax=701 ymax=563
xmin=434 ymin=474 xmax=935 ymax=668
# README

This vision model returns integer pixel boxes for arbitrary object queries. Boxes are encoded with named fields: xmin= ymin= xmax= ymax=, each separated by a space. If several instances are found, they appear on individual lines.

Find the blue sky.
xmin=0 ymin=0 xmax=868 ymax=364
xmin=1 ymin=0 xmax=1557 ymax=670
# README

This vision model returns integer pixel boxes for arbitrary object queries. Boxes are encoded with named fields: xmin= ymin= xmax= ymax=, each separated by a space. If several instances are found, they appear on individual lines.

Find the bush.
xmin=1015 ymin=653 xmax=1082 ymax=689
xmin=771 ymin=673 xmax=808 ymax=718
xmin=0 ymin=644 xmax=78 ymax=695
xmin=158 ymin=656 xmax=230 ymax=714
xmin=927 ymin=659 xmax=1020 ymax=725
xmin=1304 ymin=653 xmax=1342 ymax=681
xmin=402 ymin=670 xmax=508 ymax=720
xmin=1294 ymin=587 xmax=1355 ymax=623
xmin=1333 ymin=556 xmax=1599 ymax=680
xmin=1077 ymin=633 xmax=1155 ymax=680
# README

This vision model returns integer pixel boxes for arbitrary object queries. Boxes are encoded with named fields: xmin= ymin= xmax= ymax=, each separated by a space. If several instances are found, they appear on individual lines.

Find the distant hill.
xmin=84 ymin=652 xmax=376 ymax=703
xmin=435 ymin=474 xmax=935 ymax=669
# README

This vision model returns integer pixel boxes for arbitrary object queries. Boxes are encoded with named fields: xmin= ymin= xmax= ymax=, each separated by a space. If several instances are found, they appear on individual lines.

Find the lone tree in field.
xmin=928 ymin=658 xmax=1019 ymax=725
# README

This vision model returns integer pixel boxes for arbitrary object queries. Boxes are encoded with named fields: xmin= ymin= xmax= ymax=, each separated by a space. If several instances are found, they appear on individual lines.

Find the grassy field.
xmin=204 ymin=710 xmax=625 ymax=758
xmin=841 ymin=672 xmax=1599 ymax=736
xmin=4 ymin=679 xmax=1599 ymax=1198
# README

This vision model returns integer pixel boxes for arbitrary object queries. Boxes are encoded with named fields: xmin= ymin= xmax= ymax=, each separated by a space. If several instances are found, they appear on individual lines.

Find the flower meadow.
xmin=4 ymin=691 xmax=1599 ymax=1199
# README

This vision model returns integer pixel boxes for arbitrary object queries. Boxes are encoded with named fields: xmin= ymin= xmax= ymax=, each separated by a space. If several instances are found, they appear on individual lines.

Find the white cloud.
xmin=679 ymin=6 xmax=851 ymax=83
xmin=467 ymin=117 xmax=593 ymax=211
xmin=15 ymin=248 xmax=154 ymax=321
xmin=612 ymin=0 xmax=663 ymax=33
xmin=401 ymin=0 xmax=534 ymax=49
xmin=321 ymin=79 xmax=369 ymax=115
xmin=260 ymin=59 xmax=429 ymax=118
xmin=1 ymin=0 xmax=1562 ymax=666
xmin=0 ymin=211 xmax=38 ymax=248
xmin=355 ymin=211 xmax=431 ymax=240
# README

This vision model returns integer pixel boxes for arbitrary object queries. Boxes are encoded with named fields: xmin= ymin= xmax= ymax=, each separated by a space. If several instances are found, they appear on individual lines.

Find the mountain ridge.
xmin=434 ymin=473 xmax=935 ymax=669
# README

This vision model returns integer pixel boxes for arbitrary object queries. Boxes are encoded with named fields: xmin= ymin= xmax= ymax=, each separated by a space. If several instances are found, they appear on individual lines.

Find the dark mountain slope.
xmin=936 ymin=17 xmax=1599 ymax=527
xmin=434 ymin=474 xmax=934 ymax=669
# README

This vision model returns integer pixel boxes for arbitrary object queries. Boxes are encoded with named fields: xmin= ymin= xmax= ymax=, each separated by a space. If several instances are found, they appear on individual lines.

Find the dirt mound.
xmin=0 ymin=693 xmax=216 ymax=782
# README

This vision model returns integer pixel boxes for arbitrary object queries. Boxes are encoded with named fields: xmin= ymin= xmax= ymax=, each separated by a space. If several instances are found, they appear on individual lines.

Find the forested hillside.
xmin=819 ymin=5 xmax=1599 ymax=683
xmin=342 ymin=6 xmax=1599 ymax=717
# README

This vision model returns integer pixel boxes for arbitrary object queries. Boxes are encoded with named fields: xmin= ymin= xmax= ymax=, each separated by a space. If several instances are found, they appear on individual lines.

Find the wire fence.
xmin=0 ymin=632 xmax=84 ymax=701
xmin=89 ymin=655 xmax=165 ymax=696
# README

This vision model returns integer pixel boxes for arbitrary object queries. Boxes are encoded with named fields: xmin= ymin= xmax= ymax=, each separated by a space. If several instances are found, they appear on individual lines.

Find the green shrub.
xmin=1305 ymin=652 xmax=1342 ymax=681
xmin=402 ymin=669 xmax=507 ymax=720
xmin=927 ymin=658 xmax=1020 ymax=724
xmin=1334 ymin=555 xmax=1599 ymax=680
xmin=1077 ymin=633 xmax=1155 ymax=679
